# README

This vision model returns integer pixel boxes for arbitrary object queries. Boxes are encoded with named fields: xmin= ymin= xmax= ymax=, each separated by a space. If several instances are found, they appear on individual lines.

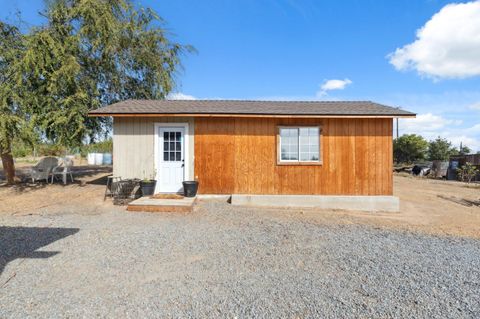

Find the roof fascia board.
xmin=88 ymin=113 xmax=416 ymax=118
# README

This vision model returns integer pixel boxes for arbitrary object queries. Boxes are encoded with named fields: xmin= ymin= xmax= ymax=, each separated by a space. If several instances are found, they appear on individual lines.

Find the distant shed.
xmin=450 ymin=154 xmax=480 ymax=166
xmin=449 ymin=154 xmax=480 ymax=181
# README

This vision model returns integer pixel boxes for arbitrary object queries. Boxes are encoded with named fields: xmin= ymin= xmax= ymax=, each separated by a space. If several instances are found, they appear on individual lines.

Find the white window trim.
xmin=154 ymin=122 xmax=190 ymax=193
xmin=277 ymin=126 xmax=322 ymax=165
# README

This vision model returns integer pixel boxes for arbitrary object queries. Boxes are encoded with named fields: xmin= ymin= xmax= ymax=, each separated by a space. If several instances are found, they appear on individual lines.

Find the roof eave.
xmin=88 ymin=112 xmax=416 ymax=118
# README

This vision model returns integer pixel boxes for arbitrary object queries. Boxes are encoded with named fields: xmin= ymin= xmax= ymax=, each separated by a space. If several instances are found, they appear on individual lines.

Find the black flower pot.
xmin=182 ymin=181 xmax=199 ymax=197
xmin=140 ymin=180 xmax=156 ymax=196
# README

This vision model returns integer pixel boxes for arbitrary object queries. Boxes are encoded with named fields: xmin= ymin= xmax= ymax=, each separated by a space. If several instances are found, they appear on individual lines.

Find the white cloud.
xmin=388 ymin=1 xmax=480 ymax=79
xmin=401 ymin=113 xmax=462 ymax=132
xmin=167 ymin=92 xmax=196 ymax=100
xmin=317 ymin=78 xmax=352 ymax=96
xmin=398 ymin=113 xmax=480 ymax=151
xmin=464 ymin=123 xmax=480 ymax=136
xmin=468 ymin=102 xmax=480 ymax=110
xmin=444 ymin=134 xmax=480 ymax=152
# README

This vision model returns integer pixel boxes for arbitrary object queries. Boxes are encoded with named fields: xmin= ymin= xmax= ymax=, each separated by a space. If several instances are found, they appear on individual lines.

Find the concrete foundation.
xmin=197 ymin=194 xmax=232 ymax=201
xmin=231 ymin=195 xmax=400 ymax=212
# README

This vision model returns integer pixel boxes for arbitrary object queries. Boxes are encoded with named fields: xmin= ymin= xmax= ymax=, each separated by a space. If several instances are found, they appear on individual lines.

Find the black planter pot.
xmin=140 ymin=180 xmax=156 ymax=196
xmin=182 ymin=181 xmax=199 ymax=197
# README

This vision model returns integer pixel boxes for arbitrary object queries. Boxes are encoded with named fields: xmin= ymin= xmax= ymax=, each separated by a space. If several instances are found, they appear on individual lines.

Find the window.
xmin=278 ymin=126 xmax=321 ymax=164
xmin=163 ymin=131 xmax=182 ymax=162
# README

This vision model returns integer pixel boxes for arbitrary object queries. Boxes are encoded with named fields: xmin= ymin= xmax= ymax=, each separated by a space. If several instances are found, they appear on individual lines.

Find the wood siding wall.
xmin=113 ymin=117 xmax=195 ymax=179
xmin=194 ymin=118 xmax=393 ymax=195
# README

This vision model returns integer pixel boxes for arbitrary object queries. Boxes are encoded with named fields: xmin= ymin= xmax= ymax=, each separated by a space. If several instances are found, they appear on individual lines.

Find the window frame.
xmin=277 ymin=125 xmax=323 ymax=165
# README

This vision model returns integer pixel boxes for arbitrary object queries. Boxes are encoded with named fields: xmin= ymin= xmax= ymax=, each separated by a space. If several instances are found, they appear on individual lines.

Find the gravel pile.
xmin=1 ymin=201 xmax=479 ymax=318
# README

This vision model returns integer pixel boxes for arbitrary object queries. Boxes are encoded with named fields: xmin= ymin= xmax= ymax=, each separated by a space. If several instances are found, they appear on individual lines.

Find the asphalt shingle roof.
xmin=89 ymin=99 xmax=415 ymax=117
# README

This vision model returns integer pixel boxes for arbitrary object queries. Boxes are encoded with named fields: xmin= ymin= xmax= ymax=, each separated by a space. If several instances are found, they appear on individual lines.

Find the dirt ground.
xmin=298 ymin=174 xmax=480 ymax=239
xmin=0 ymin=168 xmax=479 ymax=238
xmin=0 ymin=166 xmax=116 ymax=216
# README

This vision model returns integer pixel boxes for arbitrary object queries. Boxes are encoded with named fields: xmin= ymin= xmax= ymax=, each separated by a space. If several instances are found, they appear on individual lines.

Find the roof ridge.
xmin=132 ymin=99 xmax=376 ymax=103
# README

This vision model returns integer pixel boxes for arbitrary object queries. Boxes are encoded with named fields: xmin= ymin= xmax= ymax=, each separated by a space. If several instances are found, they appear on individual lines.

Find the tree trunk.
xmin=0 ymin=144 xmax=15 ymax=184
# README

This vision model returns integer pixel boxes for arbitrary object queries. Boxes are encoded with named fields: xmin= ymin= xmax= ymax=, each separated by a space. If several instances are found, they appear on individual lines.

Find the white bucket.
xmin=94 ymin=153 xmax=104 ymax=165
xmin=87 ymin=153 xmax=96 ymax=165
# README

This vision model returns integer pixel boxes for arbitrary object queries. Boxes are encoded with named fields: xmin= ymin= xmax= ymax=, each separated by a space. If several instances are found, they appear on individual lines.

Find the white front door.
xmin=157 ymin=127 xmax=185 ymax=193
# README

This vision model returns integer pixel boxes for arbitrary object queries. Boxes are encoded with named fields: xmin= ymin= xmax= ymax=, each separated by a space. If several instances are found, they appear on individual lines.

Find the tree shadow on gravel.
xmin=0 ymin=226 xmax=79 ymax=276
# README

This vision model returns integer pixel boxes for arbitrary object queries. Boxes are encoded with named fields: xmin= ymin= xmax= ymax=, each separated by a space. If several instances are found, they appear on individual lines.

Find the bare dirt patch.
xmin=293 ymin=175 xmax=480 ymax=238
xmin=0 ymin=165 xmax=117 ymax=216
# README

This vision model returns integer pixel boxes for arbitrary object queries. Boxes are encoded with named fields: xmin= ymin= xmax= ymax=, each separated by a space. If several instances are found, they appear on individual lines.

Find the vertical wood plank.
xmin=194 ymin=118 xmax=235 ymax=194
xmin=384 ymin=119 xmax=391 ymax=194
xmin=354 ymin=119 xmax=367 ymax=195
xmin=192 ymin=117 xmax=393 ymax=195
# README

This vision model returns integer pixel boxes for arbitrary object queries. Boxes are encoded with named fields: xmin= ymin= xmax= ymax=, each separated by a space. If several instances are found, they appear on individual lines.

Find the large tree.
xmin=393 ymin=134 xmax=428 ymax=164
xmin=0 ymin=22 xmax=32 ymax=184
xmin=1 ymin=0 xmax=191 ymax=183
xmin=427 ymin=137 xmax=458 ymax=161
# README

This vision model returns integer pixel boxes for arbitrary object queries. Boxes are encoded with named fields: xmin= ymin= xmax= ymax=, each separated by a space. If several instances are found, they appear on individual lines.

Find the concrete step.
xmin=127 ymin=196 xmax=196 ymax=213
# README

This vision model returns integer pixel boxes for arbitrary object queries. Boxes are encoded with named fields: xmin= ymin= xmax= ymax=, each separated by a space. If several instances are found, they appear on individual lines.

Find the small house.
xmin=89 ymin=100 xmax=415 ymax=211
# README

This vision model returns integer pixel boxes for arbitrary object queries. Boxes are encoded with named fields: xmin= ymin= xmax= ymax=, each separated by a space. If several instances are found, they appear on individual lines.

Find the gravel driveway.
xmin=1 ymin=201 xmax=479 ymax=318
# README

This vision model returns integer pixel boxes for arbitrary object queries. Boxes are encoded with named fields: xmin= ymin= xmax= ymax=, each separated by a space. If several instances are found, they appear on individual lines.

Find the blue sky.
xmin=2 ymin=0 xmax=480 ymax=150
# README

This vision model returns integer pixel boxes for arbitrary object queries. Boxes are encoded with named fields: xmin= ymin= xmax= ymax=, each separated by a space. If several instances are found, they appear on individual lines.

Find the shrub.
xmin=11 ymin=139 xmax=113 ymax=159
xmin=79 ymin=139 xmax=113 ymax=156
xmin=12 ymin=139 xmax=33 ymax=158
xmin=37 ymin=144 xmax=67 ymax=156
xmin=456 ymin=162 xmax=479 ymax=183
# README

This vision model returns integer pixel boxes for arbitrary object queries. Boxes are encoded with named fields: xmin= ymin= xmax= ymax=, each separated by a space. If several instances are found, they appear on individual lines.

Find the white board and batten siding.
xmin=113 ymin=117 xmax=195 ymax=181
